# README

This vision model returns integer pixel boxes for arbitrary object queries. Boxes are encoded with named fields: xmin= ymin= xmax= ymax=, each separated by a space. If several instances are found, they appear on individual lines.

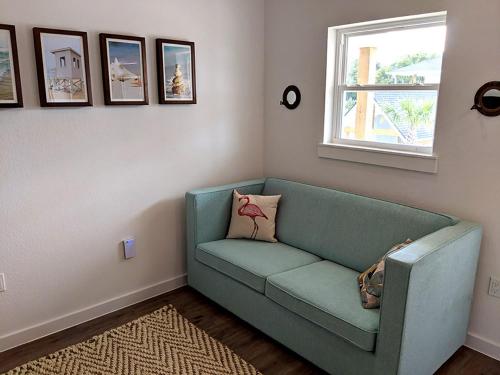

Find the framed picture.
xmin=0 ymin=24 xmax=23 ymax=108
xmin=33 ymin=28 xmax=92 ymax=107
xmin=156 ymin=39 xmax=196 ymax=104
xmin=100 ymin=34 xmax=148 ymax=105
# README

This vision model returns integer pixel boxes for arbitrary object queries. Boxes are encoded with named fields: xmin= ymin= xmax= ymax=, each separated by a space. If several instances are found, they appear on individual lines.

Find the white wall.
xmin=0 ymin=0 xmax=264 ymax=349
xmin=264 ymin=0 xmax=500 ymax=358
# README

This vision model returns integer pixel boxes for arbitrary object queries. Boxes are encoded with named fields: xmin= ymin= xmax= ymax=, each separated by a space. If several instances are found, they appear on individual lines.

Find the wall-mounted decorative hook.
xmin=471 ymin=81 xmax=500 ymax=117
xmin=280 ymin=85 xmax=301 ymax=110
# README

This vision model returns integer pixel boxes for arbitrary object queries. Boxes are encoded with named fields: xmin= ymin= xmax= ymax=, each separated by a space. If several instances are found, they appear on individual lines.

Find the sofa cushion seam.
xmin=266 ymin=278 xmax=379 ymax=334
xmin=196 ymin=249 xmax=265 ymax=292
xmin=196 ymin=246 xmax=268 ymax=279
xmin=196 ymin=244 xmax=321 ymax=279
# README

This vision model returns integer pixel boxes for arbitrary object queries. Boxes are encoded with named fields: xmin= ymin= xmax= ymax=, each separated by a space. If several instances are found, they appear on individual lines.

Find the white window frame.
xmin=321 ymin=12 xmax=446 ymax=171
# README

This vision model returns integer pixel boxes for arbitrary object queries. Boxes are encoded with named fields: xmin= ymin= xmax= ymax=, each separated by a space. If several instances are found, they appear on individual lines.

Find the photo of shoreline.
xmin=0 ymin=29 xmax=16 ymax=102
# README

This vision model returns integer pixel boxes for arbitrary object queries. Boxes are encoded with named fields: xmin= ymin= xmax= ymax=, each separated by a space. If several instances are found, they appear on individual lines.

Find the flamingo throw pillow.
xmin=226 ymin=190 xmax=281 ymax=242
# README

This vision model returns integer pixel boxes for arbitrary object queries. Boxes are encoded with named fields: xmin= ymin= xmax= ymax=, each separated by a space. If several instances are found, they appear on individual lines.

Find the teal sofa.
xmin=186 ymin=178 xmax=482 ymax=375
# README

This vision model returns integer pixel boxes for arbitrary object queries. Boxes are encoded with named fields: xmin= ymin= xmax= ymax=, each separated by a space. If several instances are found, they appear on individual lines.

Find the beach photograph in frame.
xmin=156 ymin=39 xmax=196 ymax=104
xmin=0 ymin=24 xmax=23 ymax=108
xmin=33 ymin=28 xmax=92 ymax=107
xmin=100 ymin=34 xmax=148 ymax=105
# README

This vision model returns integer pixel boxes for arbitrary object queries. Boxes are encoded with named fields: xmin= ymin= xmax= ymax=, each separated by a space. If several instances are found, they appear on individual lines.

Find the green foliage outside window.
xmin=348 ymin=53 xmax=439 ymax=85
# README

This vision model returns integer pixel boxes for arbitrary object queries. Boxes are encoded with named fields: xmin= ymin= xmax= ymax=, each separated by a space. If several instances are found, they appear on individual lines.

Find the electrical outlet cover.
xmin=488 ymin=276 xmax=500 ymax=299
xmin=123 ymin=239 xmax=136 ymax=259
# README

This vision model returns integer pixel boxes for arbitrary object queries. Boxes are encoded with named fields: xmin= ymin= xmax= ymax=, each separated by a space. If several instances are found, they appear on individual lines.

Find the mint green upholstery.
xmin=263 ymin=178 xmax=457 ymax=272
xmin=375 ymin=221 xmax=482 ymax=374
xmin=189 ymin=258 xmax=376 ymax=375
xmin=186 ymin=178 xmax=482 ymax=375
xmin=186 ymin=179 xmax=265 ymax=246
xmin=196 ymin=239 xmax=321 ymax=292
xmin=266 ymin=261 xmax=379 ymax=351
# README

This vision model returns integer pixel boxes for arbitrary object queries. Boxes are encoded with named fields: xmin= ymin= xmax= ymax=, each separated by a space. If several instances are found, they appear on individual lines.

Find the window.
xmin=59 ymin=56 xmax=66 ymax=67
xmin=73 ymin=57 xmax=76 ymax=68
xmin=324 ymin=13 xmax=446 ymax=156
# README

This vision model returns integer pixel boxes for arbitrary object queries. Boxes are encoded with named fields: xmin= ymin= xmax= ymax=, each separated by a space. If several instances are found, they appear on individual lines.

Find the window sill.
xmin=317 ymin=143 xmax=438 ymax=173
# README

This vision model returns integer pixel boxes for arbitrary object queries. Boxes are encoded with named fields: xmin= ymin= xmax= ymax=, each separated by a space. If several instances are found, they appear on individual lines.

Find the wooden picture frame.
xmin=99 ymin=33 xmax=148 ymax=105
xmin=156 ymin=39 xmax=196 ymax=104
xmin=33 ymin=27 xmax=92 ymax=107
xmin=0 ymin=24 xmax=23 ymax=108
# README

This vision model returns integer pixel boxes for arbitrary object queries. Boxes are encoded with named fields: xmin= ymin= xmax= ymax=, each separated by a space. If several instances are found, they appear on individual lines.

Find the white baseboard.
xmin=3 ymin=280 xmax=499 ymax=363
xmin=466 ymin=332 xmax=500 ymax=361
xmin=0 ymin=274 xmax=187 ymax=353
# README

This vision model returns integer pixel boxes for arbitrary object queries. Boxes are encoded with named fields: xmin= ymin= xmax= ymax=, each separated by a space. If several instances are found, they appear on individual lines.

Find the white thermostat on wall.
xmin=122 ymin=238 xmax=136 ymax=259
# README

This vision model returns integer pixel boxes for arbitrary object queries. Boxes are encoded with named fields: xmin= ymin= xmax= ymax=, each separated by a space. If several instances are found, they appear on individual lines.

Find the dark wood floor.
xmin=1 ymin=286 xmax=499 ymax=374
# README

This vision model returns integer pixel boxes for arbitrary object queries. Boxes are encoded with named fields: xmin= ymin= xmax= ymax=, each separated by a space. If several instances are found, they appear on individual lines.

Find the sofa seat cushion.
xmin=196 ymin=239 xmax=321 ymax=293
xmin=266 ymin=260 xmax=380 ymax=352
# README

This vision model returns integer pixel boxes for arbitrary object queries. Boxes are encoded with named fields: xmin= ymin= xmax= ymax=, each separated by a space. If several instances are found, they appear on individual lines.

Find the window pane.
xmin=340 ymin=90 xmax=438 ymax=147
xmin=345 ymin=26 xmax=446 ymax=85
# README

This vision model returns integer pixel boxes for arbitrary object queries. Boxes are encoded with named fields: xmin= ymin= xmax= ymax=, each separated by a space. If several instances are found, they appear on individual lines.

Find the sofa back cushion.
xmin=262 ymin=178 xmax=457 ymax=272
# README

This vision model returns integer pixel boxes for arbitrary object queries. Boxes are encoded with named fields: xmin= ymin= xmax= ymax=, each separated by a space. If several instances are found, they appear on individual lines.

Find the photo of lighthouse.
xmin=40 ymin=34 xmax=87 ymax=102
xmin=33 ymin=28 xmax=92 ymax=107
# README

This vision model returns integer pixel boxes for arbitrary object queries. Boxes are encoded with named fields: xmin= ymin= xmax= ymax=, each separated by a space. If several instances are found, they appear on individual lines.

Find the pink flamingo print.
xmin=238 ymin=196 xmax=268 ymax=239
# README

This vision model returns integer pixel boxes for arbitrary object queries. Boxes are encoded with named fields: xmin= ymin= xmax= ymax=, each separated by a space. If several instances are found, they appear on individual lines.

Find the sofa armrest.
xmin=375 ymin=221 xmax=482 ymax=375
xmin=185 ymin=179 xmax=266 ymax=271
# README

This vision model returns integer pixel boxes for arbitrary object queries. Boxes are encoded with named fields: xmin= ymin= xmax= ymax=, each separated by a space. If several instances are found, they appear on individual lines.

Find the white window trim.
xmin=321 ymin=12 xmax=447 ymax=173
xmin=318 ymin=143 xmax=438 ymax=173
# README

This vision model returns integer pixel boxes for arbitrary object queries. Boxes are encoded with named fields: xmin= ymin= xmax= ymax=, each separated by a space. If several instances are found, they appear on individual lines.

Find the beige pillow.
xmin=227 ymin=190 xmax=281 ymax=242
xmin=358 ymin=239 xmax=413 ymax=309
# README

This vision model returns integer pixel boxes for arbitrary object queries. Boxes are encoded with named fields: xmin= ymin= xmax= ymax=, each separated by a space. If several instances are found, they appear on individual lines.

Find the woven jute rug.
xmin=3 ymin=305 xmax=262 ymax=375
